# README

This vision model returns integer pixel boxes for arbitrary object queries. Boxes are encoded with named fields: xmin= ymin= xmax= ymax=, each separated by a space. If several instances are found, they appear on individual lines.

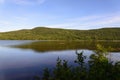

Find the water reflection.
xmin=0 ymin=40 xmax=120 ymax=80
xmin=11 ymin=41 xmax=120 ymax=52
xmin=0 ymin=40 xmax=36 ymax=46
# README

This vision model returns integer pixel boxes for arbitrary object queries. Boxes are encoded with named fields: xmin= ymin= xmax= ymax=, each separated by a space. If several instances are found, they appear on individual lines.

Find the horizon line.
xmin=0 ymin=26 xmax=120 ymax=32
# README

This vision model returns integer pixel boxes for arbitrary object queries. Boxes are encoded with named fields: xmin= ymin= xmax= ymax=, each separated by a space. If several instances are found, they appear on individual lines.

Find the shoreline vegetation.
xmin=1 ymin=40 xmax=120 ymax=41
xmin=34 ymin=44 xmax=120 ymax=80
xmin=0 ymin=27 xmax=120 ymax=40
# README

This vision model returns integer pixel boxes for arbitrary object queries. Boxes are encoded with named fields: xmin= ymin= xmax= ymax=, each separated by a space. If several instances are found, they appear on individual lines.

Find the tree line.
xmin=0 ymin=27 xmax=120 ymax=40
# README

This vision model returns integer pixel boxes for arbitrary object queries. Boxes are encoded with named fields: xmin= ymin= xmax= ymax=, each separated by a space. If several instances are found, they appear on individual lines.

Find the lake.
xmin=0 ymin=40 xmax=120 ymax=80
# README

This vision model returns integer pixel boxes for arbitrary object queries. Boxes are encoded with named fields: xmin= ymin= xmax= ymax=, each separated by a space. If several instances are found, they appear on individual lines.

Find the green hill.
xmin=0 ymin=27 xmax=120 ymax=40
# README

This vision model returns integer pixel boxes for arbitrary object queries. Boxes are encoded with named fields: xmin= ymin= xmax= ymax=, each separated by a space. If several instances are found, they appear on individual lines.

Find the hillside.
xmin=0 ymin=27 xmax=120 ymax=40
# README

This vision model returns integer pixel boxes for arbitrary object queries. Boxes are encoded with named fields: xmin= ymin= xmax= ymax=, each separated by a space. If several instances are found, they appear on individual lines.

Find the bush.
xmin=38 ymin=44 xmax=120 ymax=80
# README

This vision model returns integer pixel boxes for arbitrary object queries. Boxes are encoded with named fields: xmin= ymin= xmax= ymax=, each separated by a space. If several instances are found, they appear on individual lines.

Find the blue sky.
xmin=0 ymin=0 xmax=120 ymax=32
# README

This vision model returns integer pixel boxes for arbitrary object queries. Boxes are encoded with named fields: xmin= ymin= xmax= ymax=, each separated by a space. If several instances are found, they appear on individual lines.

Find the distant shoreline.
xmin=0 ymin=27 xmax=120 ymax=40
xmin=0 ymin=40 xmax=120 ymax=42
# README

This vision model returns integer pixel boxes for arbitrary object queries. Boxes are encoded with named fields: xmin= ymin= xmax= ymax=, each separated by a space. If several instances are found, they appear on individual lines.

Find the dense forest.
xmin=0 ymin=27 xmax=120 ymax=40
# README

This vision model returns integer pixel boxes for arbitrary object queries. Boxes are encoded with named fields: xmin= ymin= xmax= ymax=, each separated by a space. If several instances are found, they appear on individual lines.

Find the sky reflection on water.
xmin=0 ymin=40 xmax=120 ymax=80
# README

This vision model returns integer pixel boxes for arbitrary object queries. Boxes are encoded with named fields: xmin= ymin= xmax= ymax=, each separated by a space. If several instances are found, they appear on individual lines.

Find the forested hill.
xmin=0 ymin=27 xmax=120 ymax=40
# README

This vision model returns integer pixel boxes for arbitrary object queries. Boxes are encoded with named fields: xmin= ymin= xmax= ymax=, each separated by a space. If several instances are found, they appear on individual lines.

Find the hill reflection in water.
xmin=11 ymin=41 xmax=120 ymax=52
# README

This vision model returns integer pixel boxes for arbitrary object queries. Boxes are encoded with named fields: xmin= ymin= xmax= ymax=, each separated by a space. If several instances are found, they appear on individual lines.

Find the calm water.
xmin=0 ymin=40 xmax=120 ymax=80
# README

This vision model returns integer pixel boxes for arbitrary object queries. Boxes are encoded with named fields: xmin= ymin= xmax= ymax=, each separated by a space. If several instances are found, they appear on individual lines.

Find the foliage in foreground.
xmin=35 ymin=44 xmax=120 ymax=80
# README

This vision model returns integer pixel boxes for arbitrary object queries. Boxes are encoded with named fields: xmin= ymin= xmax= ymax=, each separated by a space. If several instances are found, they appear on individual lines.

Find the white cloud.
xmin=68 ymin=15 xmax=102 ymax=22
xmin=47 ymin=13 xmax=120 ymax=30
xmin=0 ymin=20 xmax=29 ymax=32
xmin=14 ymin=16 xmax=28 ymax=21
xmin=0 ymin=21 xmax=12 ymax=25
xmin=0 ymin=21 xmax=15 ymax=32
xmin=0 ymin=0 xmax=46 ymax=5
xmin=0 ymin=0 xmax=5 ymax=3
xmin=11 ymin=0 xmax=46 ymax=5
xmin=83 ymin=15 xmax=120 ymax=28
